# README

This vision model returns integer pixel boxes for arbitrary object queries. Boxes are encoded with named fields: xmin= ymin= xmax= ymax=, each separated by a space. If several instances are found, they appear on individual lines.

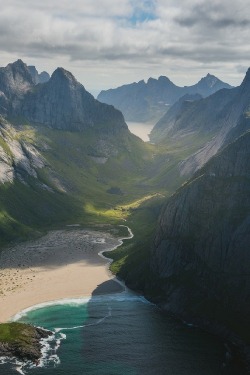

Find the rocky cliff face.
xmin=0 ymin=116 xmax=46 ymax=185
xmin=0 ymin=60 xmax=127 ymax=134
xmin=150 ymin=131 xmax=250 ymax=343
xmin=97 ymin=74 xmax=232 ymax=122
xmin=0 ymin=60 xmax=34 ymax=116
xmin=20 ymin=67 xmax=127 ymax=132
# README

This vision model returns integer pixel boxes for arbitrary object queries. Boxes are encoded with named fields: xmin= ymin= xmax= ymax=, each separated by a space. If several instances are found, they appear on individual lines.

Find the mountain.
xmin=150 ymin=93 xmax=202 ymax=143
xmin=97 ymin=74 xmax=232 ymax=122
xmin=20 ymin=67 xmax=127 ymax=132
xmin=28 ymin=66 xmax=50 ymax=84
xmin=0 ymin=60 xmax=153 ymax=247
xmin=150 ymin=68 xmax=250 ymax=178
xmin=149 ymin=131 xmax=250 ymax=344
xmin=185 ymin=73 xmax=232 ymax=96
xmin=0 ymin=60 xmax=34 ymax=116
xmin=0 ymin=60 xmax=127 ymax=133
xmin=110 ymin=130 xmax=250 ymax=354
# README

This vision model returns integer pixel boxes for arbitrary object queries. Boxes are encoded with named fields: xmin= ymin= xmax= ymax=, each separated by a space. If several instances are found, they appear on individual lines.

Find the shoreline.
xmin=0 ymin=226 xmax=132 ymax=323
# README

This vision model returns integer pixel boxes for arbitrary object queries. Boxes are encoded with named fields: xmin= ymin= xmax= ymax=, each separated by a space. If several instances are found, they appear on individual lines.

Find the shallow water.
xmin=0 ymin=291 xmax=245 ymax=375
xmin=0 ymin=227 xmax=246 ymax=374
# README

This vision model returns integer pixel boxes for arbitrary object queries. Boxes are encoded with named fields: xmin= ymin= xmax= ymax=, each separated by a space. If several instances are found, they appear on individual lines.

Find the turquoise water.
xmin=0 ymin=291 xmax=245 ymax=374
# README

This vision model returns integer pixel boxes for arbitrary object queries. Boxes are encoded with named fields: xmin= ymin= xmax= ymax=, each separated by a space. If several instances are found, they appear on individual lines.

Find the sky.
xmin=0 ymin=0 xmax=250 ymax=96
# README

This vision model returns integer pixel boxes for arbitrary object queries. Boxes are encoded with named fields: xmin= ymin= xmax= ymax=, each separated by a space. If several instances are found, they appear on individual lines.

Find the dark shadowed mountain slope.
xmin=111 ymin=131 xmax=250 ymax=354
xmin=97 ymin=74 xmax=232 ymax=122
xmin=148 ymin=131 xmax=250 ymax=344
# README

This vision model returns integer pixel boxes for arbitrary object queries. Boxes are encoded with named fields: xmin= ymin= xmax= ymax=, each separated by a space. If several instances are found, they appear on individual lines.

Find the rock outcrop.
xmin=0 ymin=116 xmax=46 ymax=184
xmin=150 ymin=131 xmax=250 ymax=343
xmin=0 ymin=60 xmax=34 ymax=116
xmin=97 ymin=74 xmax=232 ymax=122
xmin=0 ymin=323 xmax=52 ymax=362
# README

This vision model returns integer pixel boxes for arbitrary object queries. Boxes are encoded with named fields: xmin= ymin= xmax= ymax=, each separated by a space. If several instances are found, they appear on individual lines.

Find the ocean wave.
xmin=11 ymin=298 xmax=91 ymax=321
xmin=5 ymin=225 xmax=151 ymax=373
xmin=0 ymin=330 xmax=65 ymax=374
xmin=12 ymin=291 xmax=151 ymax=322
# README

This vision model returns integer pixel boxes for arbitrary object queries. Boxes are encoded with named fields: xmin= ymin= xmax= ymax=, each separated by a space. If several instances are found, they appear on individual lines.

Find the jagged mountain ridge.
xmin=97 ymin=74 xmax=232 ymax=122
xmin=20 ymin=67 xmax=128 ymax=132
xmin=0 ymin=60 xmax=127 ymax=133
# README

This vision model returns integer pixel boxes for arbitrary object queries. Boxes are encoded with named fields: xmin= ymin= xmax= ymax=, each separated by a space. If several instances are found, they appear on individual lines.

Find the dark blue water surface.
xmin=0 ymin=291 xmax=246 ymax=375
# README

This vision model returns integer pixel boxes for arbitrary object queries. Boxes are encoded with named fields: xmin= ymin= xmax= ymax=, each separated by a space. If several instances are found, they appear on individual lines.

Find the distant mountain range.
xmin=97 ymin=74 xmax=233 ymax=122
xmin=150 ymin=68 xmax=250 ymax=176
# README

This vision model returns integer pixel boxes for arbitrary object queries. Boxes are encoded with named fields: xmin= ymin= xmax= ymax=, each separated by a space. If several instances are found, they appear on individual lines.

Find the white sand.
xmin=0 ymin=228 xmax=125 ymax=322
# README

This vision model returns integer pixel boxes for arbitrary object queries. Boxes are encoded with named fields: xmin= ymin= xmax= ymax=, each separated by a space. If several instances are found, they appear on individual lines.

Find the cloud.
xmin=174 ymin=1 xmax=250 ymax=31
xmin=0 ymin=0 xmax=249 ymax=91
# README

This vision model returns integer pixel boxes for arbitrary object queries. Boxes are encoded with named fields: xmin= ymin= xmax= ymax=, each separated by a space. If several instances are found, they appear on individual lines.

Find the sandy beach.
xmin=0 ymin=227 xmax=126 ymax=322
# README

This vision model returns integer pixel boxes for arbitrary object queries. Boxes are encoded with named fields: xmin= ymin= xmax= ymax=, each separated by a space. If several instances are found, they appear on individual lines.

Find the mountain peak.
xmin=52 ymin=67 xmax=76 ymax=81
xmin=193 ymin=73 xmax=233 ymax=91
xmin=198 ymin=73 xmax=219 ymax=88
xmin=11 ymin=59 xmax=26 ymax=68
xmin=158 ymin=76 xmax=174 ymax=85
xmin=0 ymin=60 xmax=34 ymax=97
xmin=7 ymin=59 xmax=29 ymax=75
xmin=39 ymin=71 xmax=50 ymax=84
xmin=242 ymin=67 xmax=250 ymax=85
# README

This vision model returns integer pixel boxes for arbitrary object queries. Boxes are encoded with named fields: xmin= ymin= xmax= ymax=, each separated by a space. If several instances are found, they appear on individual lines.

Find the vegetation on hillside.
xmin=0 ymin=116 xmax=209 ymax=252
